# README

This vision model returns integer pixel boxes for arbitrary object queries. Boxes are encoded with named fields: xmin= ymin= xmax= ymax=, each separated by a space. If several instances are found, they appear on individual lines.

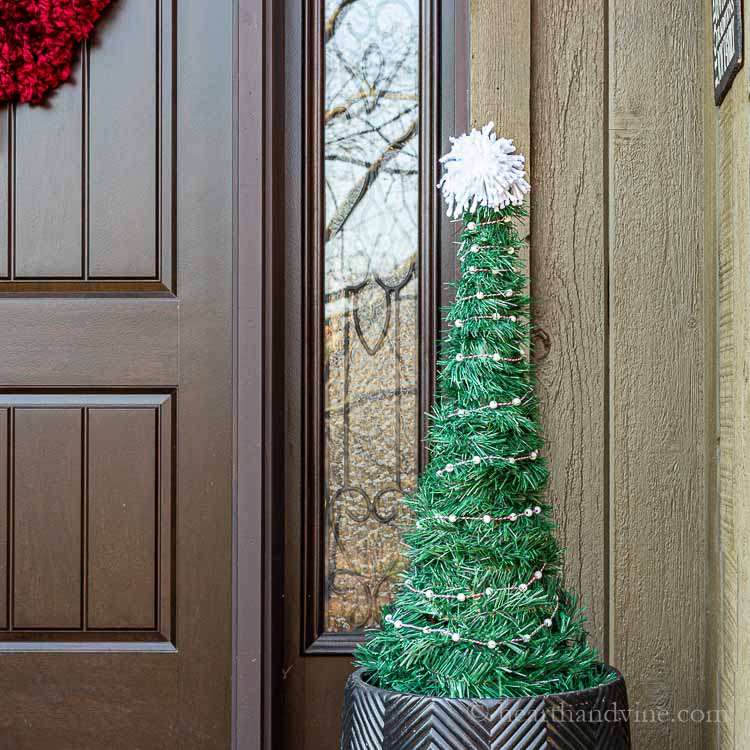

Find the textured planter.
xmin=341 ymin=667 xmax=630 ymax=750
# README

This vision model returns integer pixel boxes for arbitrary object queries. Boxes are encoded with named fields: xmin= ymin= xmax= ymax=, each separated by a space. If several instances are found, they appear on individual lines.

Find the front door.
xmin=0 ymin=2 xmax=234 ymax=748
xmin=274 ymin=2 xmax=467 ymax=746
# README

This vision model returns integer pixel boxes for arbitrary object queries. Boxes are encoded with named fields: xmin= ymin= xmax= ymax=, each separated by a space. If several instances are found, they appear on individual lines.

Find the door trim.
xmin=234 ymin=1 xmax=283 ymax=749
xmin=233 ymin=1 xmax=469 ymax=747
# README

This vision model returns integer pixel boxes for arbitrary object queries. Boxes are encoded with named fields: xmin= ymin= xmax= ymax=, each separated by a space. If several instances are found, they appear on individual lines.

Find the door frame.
xmin=234 ymin=1 xmax=281 ymax=748
xmin=233 ymin=1 xmax=469 ymax=747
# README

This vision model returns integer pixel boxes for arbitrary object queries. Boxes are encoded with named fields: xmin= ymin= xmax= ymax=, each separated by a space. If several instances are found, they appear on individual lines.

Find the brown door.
xmin=273 ymin=1 xmax=467 ymax=746
xmin=0 ymin=1 xmax=234 ymax=748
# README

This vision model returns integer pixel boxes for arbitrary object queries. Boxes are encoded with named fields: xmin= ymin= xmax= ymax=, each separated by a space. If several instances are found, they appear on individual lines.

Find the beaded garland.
xmin=384 ymin=599 xmax=560 ymax=651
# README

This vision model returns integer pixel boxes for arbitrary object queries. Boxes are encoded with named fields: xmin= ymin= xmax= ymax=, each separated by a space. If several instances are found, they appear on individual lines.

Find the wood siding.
xmin=712 ymin=0 xmax=750 ymax=746
xmin=471 ymin=2 xmax=711 ymax=749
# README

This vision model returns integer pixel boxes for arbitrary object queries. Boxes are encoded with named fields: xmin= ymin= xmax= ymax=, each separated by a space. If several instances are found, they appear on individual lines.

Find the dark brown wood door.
xmin=273 ymin=2 xmax=467 ymax=746
xmin=0 ymin=2 xmax=234 ymax=748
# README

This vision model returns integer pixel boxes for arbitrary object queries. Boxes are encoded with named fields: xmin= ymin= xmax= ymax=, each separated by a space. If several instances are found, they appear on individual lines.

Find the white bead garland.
xmin=455 ymin=216 xmax=512 ymax=228
xmin=465 ymin=266 xmax=512 ymax=276
xmin=384 ymin=598 xmax=560 ymax=651
xmin=451 ymin=351 xmax=524 ymax=364
xmin=433 ymin=504 xmax=543 ymax=524
xmin=451 ymin=312 xmax=520 ymax=326
xmin=455 ymin=290 xmax=514 ymax=302
xmin=403 ymin=566 xmax=546 ymax=602
xmin=436 ymin=451 xmax=541 ymax=476
xmin=446 ymin=393 xmax=529 ymax=418
xmin=458 ymin=242 xmax=505 ymax=262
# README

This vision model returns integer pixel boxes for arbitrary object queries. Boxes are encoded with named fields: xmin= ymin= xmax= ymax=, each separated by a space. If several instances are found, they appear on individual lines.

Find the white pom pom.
xmin=424 ymin=590 xmax=434 ymax=600
xmin=487 ymin=640 xmax=497 ymax=650
xmin=394 ymin=620 xmax=403 ymax=629
xmin=451 ymin=633 xmax=461 ymax=642
xmin=543 ymin=619 xmax=553 ymax=628
xmin=438 ymin=122 xmax=531 ymax=218
xmin=485 ymin=587 xmax=494 ymax=596
xmin=492 ymin=353 xmax=501 ymax=362
xmin=448 ymin=514 xmax=457 ymax=523
xmin=482 ymin=514 xmax=492 ymax=524
xmin=489 ymin=400 xmax=498 ymax=409
xmin=466 ymin=221 xmax=477 ymax=230
xmin=456 ymin=593 xmax=466 ymax=602
xmin=472 ymin=455 xmax=482 ymax=464
xmin=512 ymin=397 xmax=522 ymax=405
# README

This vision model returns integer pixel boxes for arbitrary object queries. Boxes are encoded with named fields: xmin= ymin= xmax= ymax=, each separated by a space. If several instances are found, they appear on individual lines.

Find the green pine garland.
xmin=355 ymin=202 xmax=614 ymax=699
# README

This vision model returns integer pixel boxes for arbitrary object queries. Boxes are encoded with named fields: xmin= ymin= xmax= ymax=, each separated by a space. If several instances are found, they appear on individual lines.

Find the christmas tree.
xmin=355 ymin=123 xmax=612 ymax=699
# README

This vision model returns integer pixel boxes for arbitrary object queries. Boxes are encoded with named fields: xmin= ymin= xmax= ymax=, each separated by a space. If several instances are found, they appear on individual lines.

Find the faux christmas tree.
xmin=354 ymin=123 xmax=614 ymax=700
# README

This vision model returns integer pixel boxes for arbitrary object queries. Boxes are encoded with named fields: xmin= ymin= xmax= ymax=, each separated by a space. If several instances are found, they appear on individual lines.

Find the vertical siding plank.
xmin=610 ymin=2 xmax=705 ymax=748
xmin=469 ymin=0 xmax=529 ymax=161
xmin=717 ymin=93 xmax=738 ymax=750
xmin=530 ymin=1 xmax=608 ymax=654
xmin=715 ymin=6 xmax=750 ymax=744
xmin=14 ymin=58 xmax=83 ymax=279
xmin=470 ymin=0 xmax=529 ymax=239
xmin=88 ymin=0 xmax=157 ymax=278
xmin=702 ymin=2 xmax=720 ymax=748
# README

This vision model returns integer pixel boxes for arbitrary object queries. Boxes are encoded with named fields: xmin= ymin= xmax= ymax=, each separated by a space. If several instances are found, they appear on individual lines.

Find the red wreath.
xmin=0 ymin=0 xmax=114 ymax=105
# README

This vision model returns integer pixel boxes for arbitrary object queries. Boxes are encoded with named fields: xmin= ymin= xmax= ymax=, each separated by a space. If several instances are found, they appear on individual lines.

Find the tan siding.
xmin=530 ymin=0 xmax=608 ymax=655
xmin=610 ymin=1 xmax=706 ymax=747
xmin=714 ymin=1 xmax=750 ymax=746
xmin=471 ymin=2 xmax=709 ymax=748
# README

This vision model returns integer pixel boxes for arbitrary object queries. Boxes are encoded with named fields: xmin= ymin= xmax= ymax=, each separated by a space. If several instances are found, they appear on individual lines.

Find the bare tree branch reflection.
xmin=325 ymin=118 xmax=417 ymax=242
xmin=325 ymin=0 xmax=361 ymax=44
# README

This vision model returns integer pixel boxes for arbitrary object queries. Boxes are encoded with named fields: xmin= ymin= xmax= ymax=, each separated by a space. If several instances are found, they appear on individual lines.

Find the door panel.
xmin=2 ymin=0 xmax=173 ymax=293
xmin=15 ymin=63 xmax=84 ymax=278
xmin=0 ymin=0 xmax=233 ymax=747
xmin=14 ymin=408 xmax=83 ymax=630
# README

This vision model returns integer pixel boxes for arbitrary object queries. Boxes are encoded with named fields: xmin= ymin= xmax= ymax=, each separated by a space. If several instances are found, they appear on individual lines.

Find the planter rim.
xmin=349 ymin=663 xmax=626 ymax=706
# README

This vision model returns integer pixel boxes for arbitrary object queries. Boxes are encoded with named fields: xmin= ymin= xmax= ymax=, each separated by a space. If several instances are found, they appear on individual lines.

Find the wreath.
xmin=0 ymin=0 xmax=114 ymax=105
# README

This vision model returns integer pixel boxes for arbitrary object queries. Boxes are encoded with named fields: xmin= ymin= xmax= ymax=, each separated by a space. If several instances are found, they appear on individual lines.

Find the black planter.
xmin=341 ymin=667 xmax=630 ymax=750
